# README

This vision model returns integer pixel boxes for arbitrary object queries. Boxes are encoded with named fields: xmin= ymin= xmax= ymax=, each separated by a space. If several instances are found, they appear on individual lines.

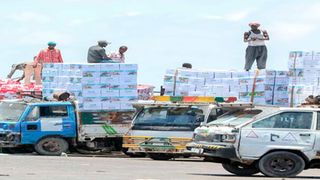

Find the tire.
xmin=35 ymin=137 xmax=69 ymax=156
xmin=258 ymin=151 xmax=305 ymax=177
xmin=222 ymin=162 xmax=260 ymax=176
xmin=183 ymin=154 xmax=192 ymax=158
xmin=149 ymin=153 xmax=173 ymax=161
xmin=76 ymin=147 xmax=111 ymax=154
xmin=126 ymin=152 xmax=147 ymax=158
xmin=122 ymin=148 xmax=146 ymax=157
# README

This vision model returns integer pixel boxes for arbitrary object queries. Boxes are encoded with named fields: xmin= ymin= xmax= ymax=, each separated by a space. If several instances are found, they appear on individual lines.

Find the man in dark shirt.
xmin=87 ymin=40 xmax=114 ymax=63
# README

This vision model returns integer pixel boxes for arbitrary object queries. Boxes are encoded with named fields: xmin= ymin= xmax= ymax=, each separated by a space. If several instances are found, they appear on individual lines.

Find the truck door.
xmin=21 ymin=105 xmax=76 ymax=144
xmin=238 ymin=111 xmax=316 ymax=158
xmin=312 ymin=112 xmax=320 ymax=157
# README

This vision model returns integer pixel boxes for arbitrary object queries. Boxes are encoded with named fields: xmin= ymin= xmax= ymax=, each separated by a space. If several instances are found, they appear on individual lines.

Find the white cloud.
xmin=17 ymin=31 xmax=74 ymax=45
xmin=270 ymin=22 xmax=316 ymax=41
xmin=202 ymin=15 xmax=223 ymax=20
xmin=201 ymin=10 xmax=250 ymax=22
xmin=6 ymin=12 xmax=51 ymax=24
xmin=124 ymin=11 xmax=142 ymax=17
xmin=67 ymin=18 xmax=96 ymax=27
xmin=226 ymin=11 xmax=249 ymax=21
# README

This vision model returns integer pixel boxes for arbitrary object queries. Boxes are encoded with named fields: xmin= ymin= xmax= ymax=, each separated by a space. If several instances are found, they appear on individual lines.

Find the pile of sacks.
xmin=304 ymin=95 xmax=320 ymax=105
xmin=0 ymin=79 xmax=42 ymax=99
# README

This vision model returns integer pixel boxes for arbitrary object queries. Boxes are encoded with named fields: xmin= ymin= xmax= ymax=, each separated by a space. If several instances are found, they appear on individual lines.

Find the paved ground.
xmin=0 ymin=154 xmax=319 ymax=180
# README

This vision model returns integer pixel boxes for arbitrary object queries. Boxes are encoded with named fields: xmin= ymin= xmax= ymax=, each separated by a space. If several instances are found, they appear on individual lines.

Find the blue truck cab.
xmin=0 ymin=99 xmax=133 ymax=155
xmin=0 ymin=99 xmax=76 ymax=155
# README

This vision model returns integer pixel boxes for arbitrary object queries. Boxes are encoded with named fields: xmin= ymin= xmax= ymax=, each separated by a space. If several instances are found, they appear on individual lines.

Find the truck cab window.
xmin=40 ymin=106 xmax=68 ymax=117
xmin=252 ymin=112 xmax=313 ymax=129
xmin=26 ymin=107 xmax=40 ymax=121
xmin=208 ymin=109 xmax=224 ymax=123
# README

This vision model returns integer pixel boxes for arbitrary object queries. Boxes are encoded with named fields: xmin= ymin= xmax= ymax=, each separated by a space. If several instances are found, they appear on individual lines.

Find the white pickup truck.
xmin=187 ymin=105 xmax=320 ymax=177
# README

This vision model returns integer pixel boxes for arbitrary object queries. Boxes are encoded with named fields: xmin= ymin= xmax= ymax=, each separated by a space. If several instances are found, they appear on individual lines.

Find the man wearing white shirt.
xmin=108 ymin=46 xmax=128 ymax=63
xmin=244 ymin=22 xmax=270 ymax=71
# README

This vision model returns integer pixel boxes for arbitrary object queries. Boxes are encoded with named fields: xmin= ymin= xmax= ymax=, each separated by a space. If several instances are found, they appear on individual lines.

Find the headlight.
xmin=221 ymin=134 xmax=236 ymax=143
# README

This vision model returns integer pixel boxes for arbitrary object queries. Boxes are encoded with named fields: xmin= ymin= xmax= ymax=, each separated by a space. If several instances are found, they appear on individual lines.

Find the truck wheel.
xmin=149 ymin=153 xmax=172 ymax=160
xmin=35 ymin=137 xmax=69 ymax=156
xmin=222 ymin=162 xmax=259 ymax=176
xmin=76 ymin=147 xmax=111 ymax=154
xmin=122 ymin=149 xmax=146 ymax=158
xmin=258 ymin=151 xmax=305 ymax=177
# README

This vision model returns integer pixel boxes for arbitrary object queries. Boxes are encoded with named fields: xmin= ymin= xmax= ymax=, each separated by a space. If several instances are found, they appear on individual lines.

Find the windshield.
xmin=208 ymin=109 xmax=261 ymax=126
xmin=0 ymin=101 xmax=26 ymax=122
xmin=133 ymin=106 xmax=203 ymax=131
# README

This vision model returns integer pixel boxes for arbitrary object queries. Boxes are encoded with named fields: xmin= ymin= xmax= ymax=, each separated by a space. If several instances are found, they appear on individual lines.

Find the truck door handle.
xmin=300 ymin=133 xmax=311 ymax=137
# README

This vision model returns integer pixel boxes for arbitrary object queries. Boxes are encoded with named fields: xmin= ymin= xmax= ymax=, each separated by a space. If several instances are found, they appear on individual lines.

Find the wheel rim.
xmin=42 ymin=140 xmax=61 ymax=152
xmin=269 ymin=157 xmax=295 ymax=172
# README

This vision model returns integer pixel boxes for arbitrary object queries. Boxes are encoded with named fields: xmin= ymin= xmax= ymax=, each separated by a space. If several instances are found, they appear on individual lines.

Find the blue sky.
xmin=1 ymin=0 xmax=320 ymax=89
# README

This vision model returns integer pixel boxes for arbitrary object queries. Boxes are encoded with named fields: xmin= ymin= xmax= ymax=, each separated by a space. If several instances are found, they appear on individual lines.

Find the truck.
xmin=122 ymin=96 xmax=250 ymax=160
xmin=187 ymin=104 xmax=320 ymax=177
xmin=0 ymin=98 xmax=135 ymax=155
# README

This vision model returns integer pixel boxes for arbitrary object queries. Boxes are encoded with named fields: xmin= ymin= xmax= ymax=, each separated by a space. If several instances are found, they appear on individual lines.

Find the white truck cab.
xmin=187 ymin=105 xmax=320 ymax=177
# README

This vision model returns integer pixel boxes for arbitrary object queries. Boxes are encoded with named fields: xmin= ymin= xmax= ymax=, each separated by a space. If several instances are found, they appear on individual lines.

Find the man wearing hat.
xmin=34 ymin=41 xmax=64 ymax=66
xmin=87 ymin=40 xmax=114 ymax=63
xmin=244 ymin=22 xmax=269 ymax=71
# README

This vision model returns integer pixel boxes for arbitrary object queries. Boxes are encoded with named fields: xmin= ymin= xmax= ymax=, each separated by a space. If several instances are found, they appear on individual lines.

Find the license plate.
xmin=190 ymin=148 xmax=203 ymax=154
xmin=150 ymin=143 xmax=164 ymax=146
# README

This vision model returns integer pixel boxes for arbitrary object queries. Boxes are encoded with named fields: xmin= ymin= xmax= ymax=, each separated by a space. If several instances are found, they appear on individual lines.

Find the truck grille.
xmin=194 ymin=134 xmax=222 ymax=142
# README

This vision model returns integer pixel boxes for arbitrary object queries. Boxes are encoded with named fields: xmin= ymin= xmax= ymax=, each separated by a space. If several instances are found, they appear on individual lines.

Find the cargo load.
xmin=288 ymin=51 xmax=320 ymax=106
xmin=42 ymin=63 xmax=138 ymax=111
xmin=163 ymin=68 xmax=289 ymax=106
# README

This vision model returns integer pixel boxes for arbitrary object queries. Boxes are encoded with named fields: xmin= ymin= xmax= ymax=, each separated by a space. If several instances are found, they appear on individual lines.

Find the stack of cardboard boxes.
xmin=288 ymin=51 xmax=320 ymax=105
xmin=163 ymin=68 xmax=289 ymax=106
xmin=163 ymin=69 xmax=240 ymax=97
xmin=238 ymin=70 xmax=289 ymax=106
xmin=42 ymin=63 xmax=138 ymax=111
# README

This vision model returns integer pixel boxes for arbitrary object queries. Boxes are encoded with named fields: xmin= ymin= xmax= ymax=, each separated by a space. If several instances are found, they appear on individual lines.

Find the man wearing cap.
xmin=87 ymin=40 xmax=115 ymax=63
xmin=34 ymin=41 xmax=64 ymax=67
xmin=244 ymin=22 xmax=269 ymax=71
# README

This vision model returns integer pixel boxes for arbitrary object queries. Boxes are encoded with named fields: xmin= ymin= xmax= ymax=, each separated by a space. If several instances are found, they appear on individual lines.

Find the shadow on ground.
xmin=189 ymin=173 xmax=320 ymax=179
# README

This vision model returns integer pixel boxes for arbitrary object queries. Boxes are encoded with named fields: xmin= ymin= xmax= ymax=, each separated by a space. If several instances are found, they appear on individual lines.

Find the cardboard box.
xmin=101 ymin=89 xmax=119 ymax=97
xmin=100 ymin=64 xmax=120 ymax=71
xmin=119 ymin=64 xmax=138 ymax=70
xmin=120 ymin=101 xmax=134 ymax=110
xmin=214 ymin=71 xmax=232 ymax=78
xmin=120 ymin=89 xmax=137 ymax=96
xmin=177 ymin=69 xmax=198 ymax=77
xmin=82 ymin=102 xmax=102 ymax=110
xmin=81 ymin=64 xmax=101 ymax=71
xmin=119 ymin=76 xmax=137 ymax=84
xmin=102 ymin=101 xmax=121 ymax=110
xmin=82 ymin=89 xmax=101 ymax=97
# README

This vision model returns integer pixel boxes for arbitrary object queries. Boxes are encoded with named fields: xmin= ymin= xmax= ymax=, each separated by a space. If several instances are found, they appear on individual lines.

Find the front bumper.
xmin=186 ymin=142 xmax=238 ymax=160
xmin=0 ymin=132 xmax=20 ymax=147
xmin=123 ymin=136 xmax=192 ymax=154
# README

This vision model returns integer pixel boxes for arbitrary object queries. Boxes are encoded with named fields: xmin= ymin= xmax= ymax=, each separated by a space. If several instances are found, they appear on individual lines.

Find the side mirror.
xmin=196 ymin=115 xmax=205 ymax=123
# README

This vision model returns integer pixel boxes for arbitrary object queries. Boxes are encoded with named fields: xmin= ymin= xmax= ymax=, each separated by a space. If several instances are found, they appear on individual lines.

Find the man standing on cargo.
xmin=244 ymin=22 xmax=269 ymax=71
xmin=87 ymin=40 xmax=116 ymax=63
xmin=34 ymin=41 xmax=64 ymax=66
